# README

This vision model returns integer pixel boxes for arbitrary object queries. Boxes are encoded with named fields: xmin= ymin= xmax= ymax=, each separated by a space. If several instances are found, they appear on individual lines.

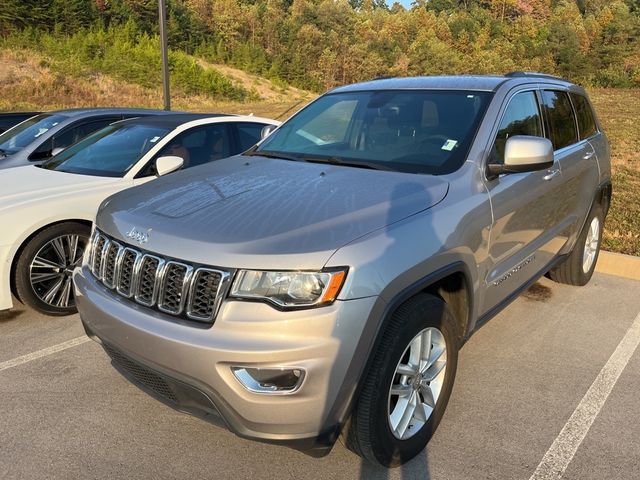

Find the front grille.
xmin=88 ymin=229 xmax=228 ymax=323
xmin=103 ymin=343 xmax=177 ymax=402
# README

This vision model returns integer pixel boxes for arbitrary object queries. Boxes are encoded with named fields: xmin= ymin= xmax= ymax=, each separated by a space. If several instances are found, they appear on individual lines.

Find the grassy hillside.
xmin=0 ymin=48 xmax=637 ymax=255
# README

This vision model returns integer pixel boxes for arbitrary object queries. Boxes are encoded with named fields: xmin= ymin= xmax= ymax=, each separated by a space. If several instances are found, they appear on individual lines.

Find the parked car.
xmin=74 ymin=73 xmax=611 ymax=467
xmin=0 ymin=113 xmax=278 ymax=315
xmin=0 ymin=108 xmax=168 ymax=169
xmin=0 ymin=112 xmax=40 ymax=134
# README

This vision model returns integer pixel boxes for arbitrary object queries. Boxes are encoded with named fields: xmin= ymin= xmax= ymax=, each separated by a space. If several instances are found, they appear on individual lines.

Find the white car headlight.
xmin=230 ymin=269 xmax=347 ymax=308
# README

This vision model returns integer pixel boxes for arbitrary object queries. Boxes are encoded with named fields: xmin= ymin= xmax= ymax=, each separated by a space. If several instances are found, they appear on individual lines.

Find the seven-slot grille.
xmin=89 ymin=230 xmax=228 ymax=323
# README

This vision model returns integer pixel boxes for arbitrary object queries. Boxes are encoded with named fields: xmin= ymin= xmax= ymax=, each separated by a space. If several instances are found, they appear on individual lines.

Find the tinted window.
xmin=237 ymin=122 xmax=269 ymax=151
xmin=541 ymin=91 xmax=578 ymax=150
xmin=570 ymin=93 xmax=597 ymax=140
xmin=257 ymin=90 xmax=492 ymax=175
xmin=0 ymin=113 xmax=67 ymax=154
xmin=30 ymin=118 xmax=120 ymax=160
xmin=140 ymin=124 xmax=232 ymax=176
xmin=43 ymin=124 xmax=171 ymax=177
xmin=492 ymin=91 xmax=542 ymax=163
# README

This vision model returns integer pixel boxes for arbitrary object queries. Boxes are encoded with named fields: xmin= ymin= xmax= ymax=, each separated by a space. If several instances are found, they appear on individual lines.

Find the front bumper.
xmin=73 ymin=265 xmax=377 ymax=454
xmin=0 ymin=244 xmax=13 ymax=311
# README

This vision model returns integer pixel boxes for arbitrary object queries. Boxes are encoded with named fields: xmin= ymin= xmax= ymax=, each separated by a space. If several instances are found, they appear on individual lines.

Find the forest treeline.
xmin=1 ymin=0 xmax=638 ymax=97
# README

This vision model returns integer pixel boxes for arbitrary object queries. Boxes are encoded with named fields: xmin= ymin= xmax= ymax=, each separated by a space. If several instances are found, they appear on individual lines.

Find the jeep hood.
xmin=98 ymin=156 xmax=449 ymax=270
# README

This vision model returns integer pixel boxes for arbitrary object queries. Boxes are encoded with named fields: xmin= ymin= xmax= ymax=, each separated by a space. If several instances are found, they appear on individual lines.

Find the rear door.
xmin=539 ymin=90 xmax=598 ymax=251
xmin=481 ymin=89 xmax=567 ymax=314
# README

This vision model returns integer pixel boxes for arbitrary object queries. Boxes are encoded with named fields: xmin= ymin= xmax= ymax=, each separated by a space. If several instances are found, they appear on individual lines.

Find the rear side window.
xmin=237 ymin=122 xmax=268 ymax=151
xmin=491 ymin=91 xmax=543 ymax=163
xmin=570 ymin=93 xmax=597 ymax=140
xmin=540 ymin=91 xmax=578 ymax=150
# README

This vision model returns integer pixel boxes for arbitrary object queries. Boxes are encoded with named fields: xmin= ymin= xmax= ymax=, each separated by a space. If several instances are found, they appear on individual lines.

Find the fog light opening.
xmin=231 ymin=367 xmax=305 ymax=394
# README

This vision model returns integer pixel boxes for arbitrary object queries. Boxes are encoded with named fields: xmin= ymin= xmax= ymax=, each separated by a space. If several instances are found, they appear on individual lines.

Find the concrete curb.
xmin=596 ymin=251 xmax=640 ymax=280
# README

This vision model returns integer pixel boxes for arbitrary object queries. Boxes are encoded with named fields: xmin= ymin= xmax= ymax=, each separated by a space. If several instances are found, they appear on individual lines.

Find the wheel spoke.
xmin=413 ymin=401 xmax=431 ymax=423
xmin=57 ymin=278 xmax=72 ymax=307
xmin=396 ymin=363 xmax=418 ymax=376
xmin=390 ymin=384 xmax=412 ymax=398
xmin=423 ymin=359 xmax=446 ymax=382
xmin=66 ymin=235 xmax=79 ymax=264
xmin=32 ymin=256 xmax=64 ymax=270
xmin=393 ymin=392 xmax=417 ymax=438
xmin=31 ymin=272 xmax=61 ymax=284
xmin=420 ymin=383 xmax=436 ymax=408
xmin=51 ymin=237 xmax=68 ymax=265
xmin=42 ymin=277 xmax=65 ymax=304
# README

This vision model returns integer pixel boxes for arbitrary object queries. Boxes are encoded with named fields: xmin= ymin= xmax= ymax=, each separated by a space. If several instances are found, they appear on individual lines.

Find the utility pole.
xmin=158 ymin=0 xmax=170 ymax=110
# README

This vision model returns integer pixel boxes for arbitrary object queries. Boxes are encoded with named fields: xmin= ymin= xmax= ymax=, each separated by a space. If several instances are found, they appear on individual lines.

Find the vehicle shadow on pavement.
xmin=359 ymin=453 xmax=431 ymax=479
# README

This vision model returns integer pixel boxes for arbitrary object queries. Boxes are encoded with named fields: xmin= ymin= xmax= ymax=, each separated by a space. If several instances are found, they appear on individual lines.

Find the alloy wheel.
xmin=29 ymin=234 xmax=87 ymax=309
xmin=582 ymin=216 xmax=600 ymax=274
xmin=388 ymin=327 xmax=447 ymax=440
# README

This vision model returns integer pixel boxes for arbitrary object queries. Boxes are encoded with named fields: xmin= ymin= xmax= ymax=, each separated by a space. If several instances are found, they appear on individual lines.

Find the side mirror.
xmin=51 ymin=147 xmax=65 ymax=157
xmin=155 ymin=155 xmax=184 ymax=177
xmin=487 ymin=136 xmax=554 ymax=177
xmin=260 ymin=124 xmax=277 ymax=140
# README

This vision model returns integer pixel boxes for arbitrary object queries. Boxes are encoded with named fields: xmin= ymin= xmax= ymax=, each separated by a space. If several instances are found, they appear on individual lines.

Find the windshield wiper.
xmin=244 ymin=150 xmax=304 ymax=162
xmin=297 ymin=155 xmax=394 ymax=171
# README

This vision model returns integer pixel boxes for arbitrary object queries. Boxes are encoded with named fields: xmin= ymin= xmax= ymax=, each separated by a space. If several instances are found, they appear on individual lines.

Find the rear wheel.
xmin=345 ymin=293 xmax=458 ymax=467
xmin=548 ymin=203 xmax=603 ymax=286
xmin=14 ymin=222 xmax=90 ymax=315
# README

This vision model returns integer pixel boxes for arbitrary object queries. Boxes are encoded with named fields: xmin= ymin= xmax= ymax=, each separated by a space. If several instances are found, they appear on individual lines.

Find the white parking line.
xmin=0 ymin=336 xmax=90 ymax=373
xmin=529 ymin=311 xmax=640 ymax=480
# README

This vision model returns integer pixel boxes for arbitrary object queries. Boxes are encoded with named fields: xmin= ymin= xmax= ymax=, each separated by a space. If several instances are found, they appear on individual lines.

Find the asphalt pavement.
xmin=1 ymin=273 xmax=639 ymax=480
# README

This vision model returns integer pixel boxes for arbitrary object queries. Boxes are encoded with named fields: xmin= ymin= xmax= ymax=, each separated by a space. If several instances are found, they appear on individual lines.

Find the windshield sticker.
xmin=150 ymin=136 xmax=161 ymax=143
xmin=34 ymin=128 xmax=49 ymax=138
xmin=441 ymin=139 xmax=458 ymax=151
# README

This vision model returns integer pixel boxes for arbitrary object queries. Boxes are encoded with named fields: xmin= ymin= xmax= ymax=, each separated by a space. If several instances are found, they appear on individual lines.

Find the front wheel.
xmin=14 ymin=222 xmax=90 ymax=316
xmin=345 ymin=293 xmax=459 ymax=467
xmin=548 ymin=203 xmax=604 ymax=286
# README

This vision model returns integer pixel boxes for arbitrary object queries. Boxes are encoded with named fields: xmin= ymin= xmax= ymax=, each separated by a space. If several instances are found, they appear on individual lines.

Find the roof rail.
xmin=504 ymin=71 xmax=570 ymax=82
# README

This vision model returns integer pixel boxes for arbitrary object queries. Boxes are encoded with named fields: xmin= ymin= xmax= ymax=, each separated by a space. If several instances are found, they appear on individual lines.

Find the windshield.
xmin=42 ymin=124 xmax=171 ymax=177
xmin=256 ymin=90 xmax=491 ymax=174
xmin=0 ymin=113 xmax=68 ymax=155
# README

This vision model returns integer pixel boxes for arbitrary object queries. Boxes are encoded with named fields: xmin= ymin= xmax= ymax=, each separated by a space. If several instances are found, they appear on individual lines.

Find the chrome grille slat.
xmin=158 ymin=262 xmax=193 ymax=315
xmin=134 ymin=255 xmax=164 ymax=307
xmin=88 ymin=230 xmax=227 ymax=324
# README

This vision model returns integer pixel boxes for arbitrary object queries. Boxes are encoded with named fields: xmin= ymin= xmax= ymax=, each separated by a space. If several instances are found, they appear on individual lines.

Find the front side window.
xmin=491 ymin=91 xmax=543 ymax=163
xmin=570 ymin=93 xmax=597 ymax=140
xmin=541 ymin=90 xmax=578 ymax=150
xmin=237 ymin=122 xmax=270 ymax=151
xmin=0 ymin=113 xmax=68 ymax=155
xmin=156 ymin=124 xmax=232 ymax=169
xmin=255 ymin=90 xmax=492 ymax=175
xmin=43 ymin=124 xmax=171 ymax=177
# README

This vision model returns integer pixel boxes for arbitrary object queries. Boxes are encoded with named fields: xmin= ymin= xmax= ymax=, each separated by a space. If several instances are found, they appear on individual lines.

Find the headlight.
xmin=230 ymin=268 xmax=347 ymax=308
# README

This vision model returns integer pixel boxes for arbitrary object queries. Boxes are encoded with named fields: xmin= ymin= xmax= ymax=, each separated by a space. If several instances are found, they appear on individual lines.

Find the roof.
xmin=48 ymin=107 xmax=170 ymax=118
xmin=116 ymin=113 xmax=232 ymax=128
xmin=330 ymin=73 xmax=574 ymax=94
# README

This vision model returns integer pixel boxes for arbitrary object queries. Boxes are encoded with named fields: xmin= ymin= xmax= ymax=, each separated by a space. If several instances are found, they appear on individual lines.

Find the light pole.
xmin=158 ymin=0 xmax=170 ymax=110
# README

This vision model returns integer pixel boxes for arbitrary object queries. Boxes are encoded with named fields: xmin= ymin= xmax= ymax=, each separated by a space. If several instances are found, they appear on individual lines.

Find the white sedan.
xmin=0 ymin=113 xmax=279 ymax=315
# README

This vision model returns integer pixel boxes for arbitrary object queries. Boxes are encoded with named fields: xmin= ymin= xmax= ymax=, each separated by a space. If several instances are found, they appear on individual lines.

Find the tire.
xmin=14 ymin=222 xmax=90 ymax=316
xmin=548 ymin=203 xmax=604 ymax=286
xmin=345 ymin=293 xmax=459 ymax=467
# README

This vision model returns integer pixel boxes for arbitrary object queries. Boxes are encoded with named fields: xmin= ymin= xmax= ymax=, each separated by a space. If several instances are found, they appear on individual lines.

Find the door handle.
xmin=543 ymin=169 xmax=560 ymax=181
xmin=583 ymin=150 xmax=595 ymax=160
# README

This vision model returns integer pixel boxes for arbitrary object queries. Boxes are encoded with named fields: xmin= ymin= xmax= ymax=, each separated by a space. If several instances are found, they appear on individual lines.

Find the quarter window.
xmin=492 ymin=91 xmax=543 ymax=163
xmin=570 ymin=93 xmax=597 ymax=140
xmin=540 ymin=91 xmax=578 ymax=150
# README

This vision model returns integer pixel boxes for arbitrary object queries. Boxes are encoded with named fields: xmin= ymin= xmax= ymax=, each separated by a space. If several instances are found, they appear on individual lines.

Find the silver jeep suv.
xmin=74 ymin=73 xmax=611 ymax=467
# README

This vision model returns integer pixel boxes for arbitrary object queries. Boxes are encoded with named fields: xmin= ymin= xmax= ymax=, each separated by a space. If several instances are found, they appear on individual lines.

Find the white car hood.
xmin=0 ymin=165 xmax=126 ymax=213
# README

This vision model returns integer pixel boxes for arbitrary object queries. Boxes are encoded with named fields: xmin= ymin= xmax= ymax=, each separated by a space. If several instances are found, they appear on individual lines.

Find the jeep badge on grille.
xmin=125 ymin=227 xmax=150 ymax=245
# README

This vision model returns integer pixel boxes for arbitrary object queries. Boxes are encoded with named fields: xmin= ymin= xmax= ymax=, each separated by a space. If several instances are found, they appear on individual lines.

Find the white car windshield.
xmin=0 ymin=113 xmax=68 ymax=155
xmin=255 ymin=90 xmax=491 ymax=174
xmin=42 ymin=124 xmax=171 ymax=177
